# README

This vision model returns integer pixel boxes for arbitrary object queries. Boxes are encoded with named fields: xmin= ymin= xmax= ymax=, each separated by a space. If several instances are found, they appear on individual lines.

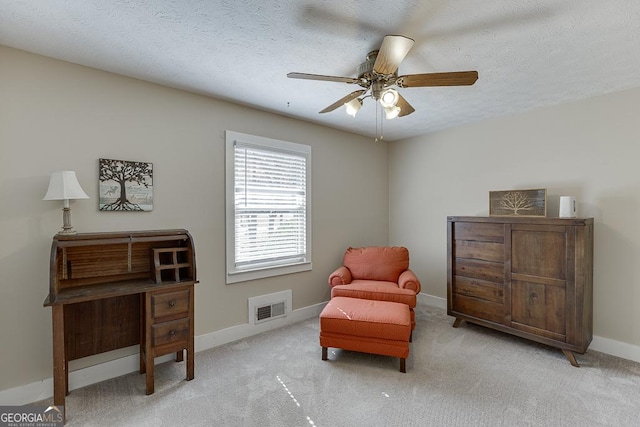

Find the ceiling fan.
xmin=287 ymin=35 xmax=478 ymax=120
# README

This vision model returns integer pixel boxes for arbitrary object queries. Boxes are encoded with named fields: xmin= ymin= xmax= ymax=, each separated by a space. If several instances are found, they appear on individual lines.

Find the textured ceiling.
xmin=2 ymin=0 xmax=640 ymax=141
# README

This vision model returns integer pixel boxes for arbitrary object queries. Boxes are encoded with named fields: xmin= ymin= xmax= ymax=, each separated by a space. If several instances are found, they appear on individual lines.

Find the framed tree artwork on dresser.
xmin=489 ymin=188 xmax=546 ymax=217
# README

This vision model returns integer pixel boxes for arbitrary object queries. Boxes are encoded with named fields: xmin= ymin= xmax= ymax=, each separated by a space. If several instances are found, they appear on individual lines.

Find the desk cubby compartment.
xmin=152 ymin=247 xmax=192 ymax=283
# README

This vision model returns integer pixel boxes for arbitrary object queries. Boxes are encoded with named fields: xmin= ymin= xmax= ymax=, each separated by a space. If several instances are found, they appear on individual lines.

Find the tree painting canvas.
xmin=99 ymin=158 xmax=153 ymax=211
xmin=489 ymin=188 xmax=546 ymax=217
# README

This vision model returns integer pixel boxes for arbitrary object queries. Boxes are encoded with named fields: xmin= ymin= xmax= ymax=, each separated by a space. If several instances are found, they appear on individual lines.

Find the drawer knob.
xmin=169 ymin=330 xmax=176 ymax=338
xmin=169 ymin=301 xmax=176 ymax=307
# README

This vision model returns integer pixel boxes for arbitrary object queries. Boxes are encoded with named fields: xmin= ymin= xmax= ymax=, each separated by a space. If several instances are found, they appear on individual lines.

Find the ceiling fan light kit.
xmin=287 ymin=34 xmax=478 ymax=131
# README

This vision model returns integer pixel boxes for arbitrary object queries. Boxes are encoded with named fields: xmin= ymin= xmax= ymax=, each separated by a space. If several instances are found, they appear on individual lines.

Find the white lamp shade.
xmin=384 ymin=105 xmax=401 ymax=120
xmin=344 ymin=98 xmax=362 ymax=117
xmin=43 ymin=171 xmax=89 ymax=200
xmin=379 ymin=88 xmax=399 ymax=108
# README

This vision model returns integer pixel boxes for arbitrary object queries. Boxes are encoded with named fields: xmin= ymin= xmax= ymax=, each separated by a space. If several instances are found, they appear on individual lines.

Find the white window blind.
xmin=225 ymin=131 xmax=312 ymax=283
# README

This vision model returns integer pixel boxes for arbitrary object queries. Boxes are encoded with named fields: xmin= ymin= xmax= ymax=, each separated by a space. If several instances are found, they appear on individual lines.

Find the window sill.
xmin=226 ymin=261 xmax=312 ymax=284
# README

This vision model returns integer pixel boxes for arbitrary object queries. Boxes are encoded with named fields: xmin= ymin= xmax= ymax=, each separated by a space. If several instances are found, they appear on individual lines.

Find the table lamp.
xmin=43 ymin=171 xmax=89 ymax=234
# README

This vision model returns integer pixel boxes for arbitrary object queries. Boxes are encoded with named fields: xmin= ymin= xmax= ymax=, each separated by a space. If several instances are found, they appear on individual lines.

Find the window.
xmin=225 ymin=131 xmax=312 ymax=283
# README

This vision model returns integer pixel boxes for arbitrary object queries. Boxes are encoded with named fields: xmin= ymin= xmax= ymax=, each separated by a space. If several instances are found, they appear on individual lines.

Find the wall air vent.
xmin=256 ymin=301 xmax=286 ymax=323
xmin=248 ymin=290 xmax=292 ymax=325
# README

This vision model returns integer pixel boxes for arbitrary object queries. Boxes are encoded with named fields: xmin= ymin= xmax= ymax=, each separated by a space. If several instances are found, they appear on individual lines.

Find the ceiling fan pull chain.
xmin=374 ymin=102 xmax=384 ymax=142
xmin=379 ymin=107 xmax=384 ymax=142
xmin=375 ymin=101 xmax=382 ymax=142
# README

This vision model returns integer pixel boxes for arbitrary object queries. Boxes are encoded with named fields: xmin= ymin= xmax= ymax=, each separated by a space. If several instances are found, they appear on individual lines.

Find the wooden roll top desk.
xmin=44 ymin=229 xmax=197 ymax=417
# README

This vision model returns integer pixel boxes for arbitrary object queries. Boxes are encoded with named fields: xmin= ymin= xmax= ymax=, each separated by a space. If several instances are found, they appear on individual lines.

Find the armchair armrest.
xmin=398 ymin=269 xmax=421 ymax=293
xmin=328 ymin=266 xmax=352 ymax=287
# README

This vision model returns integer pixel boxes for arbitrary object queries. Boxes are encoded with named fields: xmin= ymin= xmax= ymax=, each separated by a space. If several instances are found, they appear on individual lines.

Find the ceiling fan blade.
xmin=397 ymin=71 xmax=478 ymax=88
xmin=373 ymin=35 xmax=415 ymax=76
xmin=396 ymin=94 xmax=415 ymax=117
xmin=319 ymin=90 xmax=367 ymax=113
xmin=287 ymin=72 xmax=358 ymax=84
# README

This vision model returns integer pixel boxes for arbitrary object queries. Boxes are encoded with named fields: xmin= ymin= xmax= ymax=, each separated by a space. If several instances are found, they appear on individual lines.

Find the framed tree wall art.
xmin=99 ymin=158 xmax=153 ymax=211
xmin=489 ymin=188 xmax=546 ymax=217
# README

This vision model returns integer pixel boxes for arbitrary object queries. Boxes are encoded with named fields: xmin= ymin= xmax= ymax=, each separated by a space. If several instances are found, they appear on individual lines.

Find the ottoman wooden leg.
xmin=322 ymin=346 xmax=328 ymax=361
xmin=400 ymin=358 xmax=406 ymax=373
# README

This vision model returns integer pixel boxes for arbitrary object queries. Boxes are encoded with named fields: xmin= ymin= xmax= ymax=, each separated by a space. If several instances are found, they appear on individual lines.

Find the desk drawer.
xmin=151 ymin=289 xmax=190 ymax=319
xmin=152 ymin=318 xmax=190 ymax=347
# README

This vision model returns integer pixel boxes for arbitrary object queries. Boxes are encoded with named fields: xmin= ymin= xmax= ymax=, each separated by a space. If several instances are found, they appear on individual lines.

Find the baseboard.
xmin=418 ymin=292 xmax=447 ymax=309
xmin=3 ymin=295 xmax=639 ymax=405
xmin=195 ymin=301 xmax=325 ymax=351
xmin=0 ymin=302 xmax=326 ymax=406
xmin=590 ymin=335 xmax=640 ymax=362
xmin=418 ymin=292 xmax=640 ymax=364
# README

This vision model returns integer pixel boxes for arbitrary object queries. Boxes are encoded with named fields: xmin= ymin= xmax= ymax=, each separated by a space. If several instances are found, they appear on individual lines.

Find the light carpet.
xmin=34 ymin=301 xmax=640 ymax=426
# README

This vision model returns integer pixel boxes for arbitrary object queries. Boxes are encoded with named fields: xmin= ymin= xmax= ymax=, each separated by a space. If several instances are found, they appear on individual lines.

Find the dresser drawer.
xmin=454 ymin=240 xmax=503 ymax=262
xmin=152 ymin=317 xmax=190 ymax=347
xmin=454 ymin=258 xmax=504 ymax=283
xmin=151 ymin=288 xmax=190 ymax=319
xmin=453 ymin=275 xmax=504 ymax=303
xmin=452 ymin=294 xmax=504 ymax=324
xmin=453 ymin=222 xmax=504 ymax=243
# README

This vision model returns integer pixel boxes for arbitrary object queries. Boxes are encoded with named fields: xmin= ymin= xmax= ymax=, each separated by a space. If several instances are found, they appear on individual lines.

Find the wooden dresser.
xmin=44 ymin=229 xmax=197 ymax=417
xmin=447 ymin=216 xmax=593 ymax=366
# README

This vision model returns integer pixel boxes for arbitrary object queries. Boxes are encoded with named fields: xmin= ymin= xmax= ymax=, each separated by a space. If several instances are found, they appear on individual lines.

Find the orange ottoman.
xmin=319 ymin=296 xmax=411 ymax=372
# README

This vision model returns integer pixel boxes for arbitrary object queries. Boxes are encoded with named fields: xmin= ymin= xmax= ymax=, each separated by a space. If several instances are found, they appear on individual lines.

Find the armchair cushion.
xmin=343 ymin=246 xmax=409 ymax=282
xmin=331 ymin=280 xmax=417 ymax=308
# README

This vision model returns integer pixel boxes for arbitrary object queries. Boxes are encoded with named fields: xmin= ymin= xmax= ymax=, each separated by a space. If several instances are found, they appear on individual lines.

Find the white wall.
xmin=0 ymin=45 xmax=389 ymax=392
xmin=389 ymin=87 xmax=640 ymax=354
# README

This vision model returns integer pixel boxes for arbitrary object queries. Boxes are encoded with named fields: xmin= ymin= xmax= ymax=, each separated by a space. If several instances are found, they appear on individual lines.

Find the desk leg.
xmin=52 ymin=305 xmax=66 ymax=416
xmin=144 ymin=293 xmax=155 ymax=395
xmin=65 ymin=357 xmax=69 ymax=396
xmin=139 ymin=294 xmax=146 ymax=374
xmin=186 ymin=346 xmax=194 ymax=381
xmin=186 ymin=289 xmax=194 ymax=381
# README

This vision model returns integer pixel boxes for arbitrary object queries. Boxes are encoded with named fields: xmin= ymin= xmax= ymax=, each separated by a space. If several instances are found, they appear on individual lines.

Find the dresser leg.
xmin=562 ymin=349 xmax=580 ymax=367
xmin=452 ymin=318 xmax=463 ymax=328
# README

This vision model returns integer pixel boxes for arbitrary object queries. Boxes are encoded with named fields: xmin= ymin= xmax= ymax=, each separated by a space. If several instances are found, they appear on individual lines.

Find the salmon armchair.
xmin=328 ymin=246 xmax=421 ymax=329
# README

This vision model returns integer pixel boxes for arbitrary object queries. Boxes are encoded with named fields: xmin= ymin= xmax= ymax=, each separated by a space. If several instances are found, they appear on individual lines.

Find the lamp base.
xmin=59 ymin=207 xmax=78 ymax=235
xmin=58 ymin=228 xmax=78 ymax=235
